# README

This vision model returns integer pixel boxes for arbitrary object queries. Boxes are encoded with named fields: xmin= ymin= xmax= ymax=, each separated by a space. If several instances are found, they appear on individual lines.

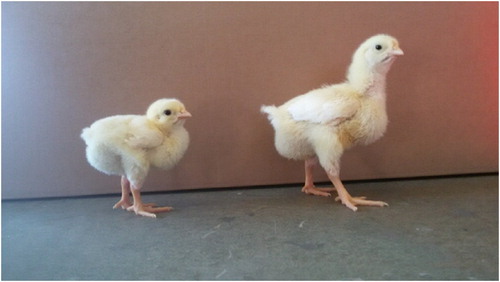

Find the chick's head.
xmin=354 ymin=34 xmax=404 ymax=73
xmin=146 ymin=98 xmax=191 ymax=130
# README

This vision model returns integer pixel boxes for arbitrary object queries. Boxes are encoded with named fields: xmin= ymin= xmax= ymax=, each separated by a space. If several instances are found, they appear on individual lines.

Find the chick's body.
xmin=262 ymin=34 xmax=403 ymax=211
xmin=269 ymin=84 xmax=387 ymax=159
xmin=81 ymin=99 xmax=191 ymax=218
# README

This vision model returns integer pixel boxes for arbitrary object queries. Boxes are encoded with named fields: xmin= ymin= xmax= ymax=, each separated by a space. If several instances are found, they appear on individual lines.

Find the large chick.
xmin=81 ymin=98 xmax=191 ymax=218
xmin=261 ymin=34 xmax=403 ymax=211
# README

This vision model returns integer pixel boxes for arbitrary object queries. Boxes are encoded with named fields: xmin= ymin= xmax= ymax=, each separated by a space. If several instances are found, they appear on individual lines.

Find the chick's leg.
xmin=113 ymin=176 xmax=132 ymax=210
xmin=328 ymin=174 xmax=388 ymax=211
xmin=127 ymin=185 xmax=173 ymax=218
xmin=301 ymin=158 xmax=336 ymax=197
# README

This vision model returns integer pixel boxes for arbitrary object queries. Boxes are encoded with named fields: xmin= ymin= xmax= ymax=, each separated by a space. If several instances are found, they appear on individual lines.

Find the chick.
xmin=81 ymin=99 xmax=191 ymax=218
xmin=261 ymin=34 xmax=403 ymax=211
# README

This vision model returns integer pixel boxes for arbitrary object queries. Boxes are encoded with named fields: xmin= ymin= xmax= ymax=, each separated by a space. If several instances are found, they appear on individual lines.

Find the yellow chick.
xmin=81 ymin=99 xmax=191 ymax=218
xmin=261 ymin=34 xmax=403 ymax=211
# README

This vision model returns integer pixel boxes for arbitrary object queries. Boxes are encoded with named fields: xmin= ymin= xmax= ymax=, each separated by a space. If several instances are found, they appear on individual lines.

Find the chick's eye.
xmin=164 ymin=110 xmax=172 ymax=116
xmin=375 ymin=44 xmax=382 ymax=50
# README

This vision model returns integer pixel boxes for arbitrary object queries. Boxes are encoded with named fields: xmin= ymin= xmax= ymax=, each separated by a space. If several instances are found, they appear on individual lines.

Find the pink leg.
xmin=127 ymin=185 xmax=173 ymax=218
xmin=328 ymin=173 xmax=388 ymax=211
xmin=113 ymin=176 xmax=132 ymax=210
xmin=301 ymin=158 xmax=336 ymax=197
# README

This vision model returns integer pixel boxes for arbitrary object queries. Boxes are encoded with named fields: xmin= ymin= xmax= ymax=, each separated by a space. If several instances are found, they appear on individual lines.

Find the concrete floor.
xmin=2 ymin=174 xmax=498 ymax=280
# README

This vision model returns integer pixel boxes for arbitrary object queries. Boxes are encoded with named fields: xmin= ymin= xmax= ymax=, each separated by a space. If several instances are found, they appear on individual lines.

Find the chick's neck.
xmin=153 ymin=122 xmax=173 ymax=136
xmin=348 ymin=68 xmax=388 ymax=100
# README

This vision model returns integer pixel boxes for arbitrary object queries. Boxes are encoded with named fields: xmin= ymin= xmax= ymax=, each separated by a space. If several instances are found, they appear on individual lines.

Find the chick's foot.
xmin=113 ymin=199 xmax=132 ymax=210
xmin=128 ymin=188 xmax=173 ymax=218
xmin=329 ymin=174 xmax=388 ymax=211
xmin=335 ymin=195 xmax=388 ymax=211
xmin=127 ymin=205 xmax=173 ymax=218
xmin=301 ymin=186 xmax=336 ymax=197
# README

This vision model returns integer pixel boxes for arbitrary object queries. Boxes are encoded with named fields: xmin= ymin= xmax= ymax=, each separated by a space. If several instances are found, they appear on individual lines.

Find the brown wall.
xmin=2 ymin=2 xmax=498 ymax=199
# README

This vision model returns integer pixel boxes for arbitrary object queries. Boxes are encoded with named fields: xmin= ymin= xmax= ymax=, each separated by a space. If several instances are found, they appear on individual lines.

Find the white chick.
xmin=261 ymin=34 xmax=403 ymax=211
xmin=81 ymin=99 xmax=191 ymax=218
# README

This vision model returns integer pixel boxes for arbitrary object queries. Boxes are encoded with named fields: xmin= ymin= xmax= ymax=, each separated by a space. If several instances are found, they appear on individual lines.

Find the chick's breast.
xmin=147 ymin=126 xmax=189 ymax=170
xmin=345 ymin=98 xmax=388 ymax=147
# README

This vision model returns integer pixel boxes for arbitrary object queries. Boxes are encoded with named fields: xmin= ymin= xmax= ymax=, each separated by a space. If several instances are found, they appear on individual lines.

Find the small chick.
xmin=81 ymin=99 xmax=191 ymax=218
xmin=261 ymin=34 xmax=403 ymax=211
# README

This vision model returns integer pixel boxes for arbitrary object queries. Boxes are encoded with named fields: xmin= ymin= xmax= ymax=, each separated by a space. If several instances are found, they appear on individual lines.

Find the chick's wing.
xmin=125 ymin=117 xmax=164 ymax=149
xmin=286 ymin=86 xmax=360 ymax=125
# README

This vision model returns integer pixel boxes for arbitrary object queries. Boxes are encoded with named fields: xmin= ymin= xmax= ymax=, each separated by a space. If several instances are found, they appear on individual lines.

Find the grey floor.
xmin=2 ymin=174 xmax=498 ymax=280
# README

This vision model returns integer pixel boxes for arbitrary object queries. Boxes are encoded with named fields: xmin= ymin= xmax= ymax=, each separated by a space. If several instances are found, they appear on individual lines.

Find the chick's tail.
xmin=260 ymin=105 xmax=278 ymax=121
xmin=261 ymin=105 xmax=288 ymax=131
xmin=80 ymin=127 xmax=92 ymax=144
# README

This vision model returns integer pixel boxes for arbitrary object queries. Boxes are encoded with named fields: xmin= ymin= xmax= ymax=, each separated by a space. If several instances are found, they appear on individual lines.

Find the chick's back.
xmin=81 ymin=115 xmax=152 ymax=177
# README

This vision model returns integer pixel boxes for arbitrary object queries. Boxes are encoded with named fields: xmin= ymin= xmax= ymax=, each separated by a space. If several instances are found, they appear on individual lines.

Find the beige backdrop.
xmin=2 ymin=2 xmax=498 ymax=199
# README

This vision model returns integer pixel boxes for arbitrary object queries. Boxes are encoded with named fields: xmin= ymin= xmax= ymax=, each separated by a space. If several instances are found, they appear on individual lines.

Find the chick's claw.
xmin=113 ymin=199 xmax=132 ymax=210
xmin=129 ymin=207 xmax=156 ymax=218
xmin=335 ymin=195 xmax=388 ymax=211
xmin=126 ymin=205 xmax=173 ymax=218
xmin=301 ymin=186 xmax=336 ymax=197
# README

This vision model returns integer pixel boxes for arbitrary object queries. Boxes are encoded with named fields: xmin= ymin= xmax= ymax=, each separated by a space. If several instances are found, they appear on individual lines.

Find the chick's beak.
xmin=178 ymin=111 xmax=192 ymax=119
xmin=390 ymin=47 xmax=404 ymax=56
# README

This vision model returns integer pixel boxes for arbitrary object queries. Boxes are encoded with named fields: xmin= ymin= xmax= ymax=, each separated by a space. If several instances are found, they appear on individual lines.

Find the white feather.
xmin=261 ymin=34 xmax=402 ymax=176
xmin=81 ymin=99 xmax=190 ymax=188
xmin=286 ymin=84 xmax=360 ymax=125
xmin=125 ymin=117 xmax=164 ymax=149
